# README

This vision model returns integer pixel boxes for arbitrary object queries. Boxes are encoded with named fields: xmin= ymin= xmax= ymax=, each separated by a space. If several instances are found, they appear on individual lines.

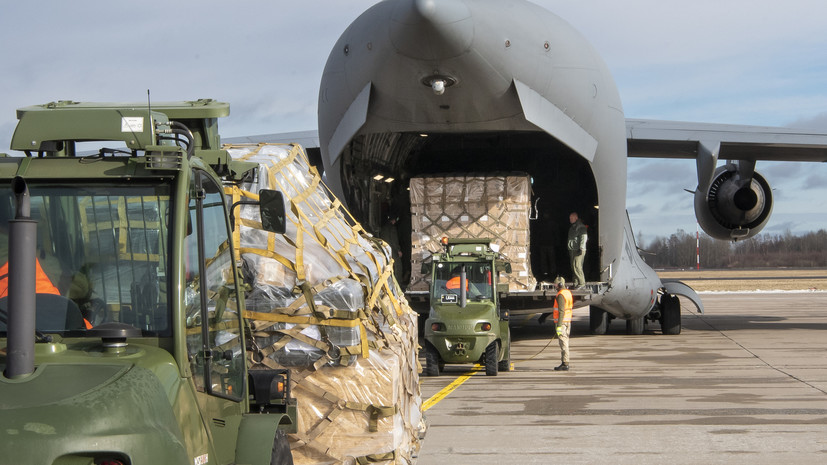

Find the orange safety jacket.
xmin=553 ymin=288 xmax=573 ymax=324
xmin=446 ymin=276 xmax=469 ymax=291
xmin=0 ymin=258 xmax=60 ymax=299
xmin=0 ymin=259 xmax=93 ymax=329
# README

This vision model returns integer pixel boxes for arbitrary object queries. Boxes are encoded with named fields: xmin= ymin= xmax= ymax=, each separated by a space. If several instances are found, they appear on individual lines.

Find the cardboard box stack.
xmin=409 ymin=174 xmax=536 ymax=293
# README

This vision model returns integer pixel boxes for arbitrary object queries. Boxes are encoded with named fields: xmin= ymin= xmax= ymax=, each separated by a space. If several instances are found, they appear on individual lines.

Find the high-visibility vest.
xmin=0 ymin=258 xmax=60 ymax=299
xmin=446 ymin=276 xmax=469 ymax=291
xmin=553 ymin=288 xmax=573 ymax=324
xmin=0 ymin=259 xmax=92 ymax=328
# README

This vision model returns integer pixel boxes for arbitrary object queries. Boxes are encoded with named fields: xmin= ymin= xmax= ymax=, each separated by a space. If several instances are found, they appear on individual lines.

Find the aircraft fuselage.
xmin=318 ymin=0 xmax=660 ymax=321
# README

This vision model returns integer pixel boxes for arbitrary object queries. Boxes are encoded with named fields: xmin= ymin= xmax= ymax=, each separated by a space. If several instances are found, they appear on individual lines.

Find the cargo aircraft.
xmin=251 ymin=0 xmax=827 ymax=335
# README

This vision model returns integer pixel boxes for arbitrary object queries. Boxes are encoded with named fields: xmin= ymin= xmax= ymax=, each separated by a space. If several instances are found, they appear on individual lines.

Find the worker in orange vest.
xmin=445 ymin=266 xmax=470 ymax=292
xmin=552 ymin=276 xmax=573 ymax=371
xmin=0 ymin=258 xmax=60 ymax=298
xmin=0 ymin=258 xmax=94 ymax=329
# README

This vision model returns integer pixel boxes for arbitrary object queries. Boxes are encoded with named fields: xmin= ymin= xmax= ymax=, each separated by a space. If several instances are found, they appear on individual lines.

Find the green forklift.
xmin=0 ymin=100 xmax=297 ymax=464
xmin=422 ymin=238 xmax=511 ymax=376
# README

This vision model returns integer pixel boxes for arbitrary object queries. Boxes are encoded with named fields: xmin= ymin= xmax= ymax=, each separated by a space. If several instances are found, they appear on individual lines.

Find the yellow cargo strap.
xmin=301 ymin=380 xmax=397 ymax=432
xmin=290 ymin=202 xmax=307 ymax=281
xmin=367 ymin=405 xmax=397 ymax=432
xmin=304 ymin=406 xmax=342 ymax=443
xmin=244 ymin=312 xmax=371 ymax=363
xmin=356 ymin=451 xmax=397 ymax=464
xmin=367 ymin=266 xmax=399 ymax=325
xmin=244 ymin=309 xmax=362 ymax=328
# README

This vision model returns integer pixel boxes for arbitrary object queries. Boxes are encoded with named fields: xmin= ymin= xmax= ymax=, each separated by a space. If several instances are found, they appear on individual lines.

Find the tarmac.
xmin=416 ymin=292 xmax=827 ymax=464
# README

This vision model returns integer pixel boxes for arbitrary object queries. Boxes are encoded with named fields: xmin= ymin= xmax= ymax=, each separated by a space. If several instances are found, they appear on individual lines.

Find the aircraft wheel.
xmin=270 ymin=429 xmax=294 ymax=465
xmin=423 ymin=343 xmax=441 ymax=376
xmin=661 ymin=294 xmax=681 ymax=335
xmin=485 ymin=341 xmax=499 ymax=376
xmin=626 ymin=317 xmax=644 ymax=335
xmin=590 ymin=306 xmax=609 ymax=335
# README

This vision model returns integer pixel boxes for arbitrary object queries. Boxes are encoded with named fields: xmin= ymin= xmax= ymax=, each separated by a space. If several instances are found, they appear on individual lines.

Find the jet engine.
xmin=694 ymin=163 xmax=773 ymax=241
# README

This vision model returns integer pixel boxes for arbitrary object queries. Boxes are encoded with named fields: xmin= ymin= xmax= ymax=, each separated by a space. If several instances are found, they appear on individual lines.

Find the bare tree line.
xmin=637 ymin=229 xmax=827 ymax=269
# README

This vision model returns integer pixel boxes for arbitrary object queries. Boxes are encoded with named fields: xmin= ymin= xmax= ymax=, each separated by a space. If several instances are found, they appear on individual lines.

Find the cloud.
xmin=764 ymin=221 xmax=798 ymax=234
xmin=804 ymin=173 xmax=827 ymax=190
xmin=2 ymin=0 xmax=825 ymax=240
xmin=626 ymin=203 xmax=647 ymax=215
xmin=788 ymin=112 xmax=827 ymax=130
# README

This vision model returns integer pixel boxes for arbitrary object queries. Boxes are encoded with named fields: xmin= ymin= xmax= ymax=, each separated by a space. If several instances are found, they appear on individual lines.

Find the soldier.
xmin=567 ymin=211 xmax=587 ymax=288
xmin=552 ymin=276 xmax=573 ymax=371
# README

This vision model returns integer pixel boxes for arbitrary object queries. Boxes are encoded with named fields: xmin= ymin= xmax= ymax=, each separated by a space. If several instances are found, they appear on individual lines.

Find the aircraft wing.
xmin=223 ymin=129 xmax=320 ymax=149
xmin=626 ymin=118 xmax=827 ymax=162
xmin=225 ymin=120 xmax=827 ymax=164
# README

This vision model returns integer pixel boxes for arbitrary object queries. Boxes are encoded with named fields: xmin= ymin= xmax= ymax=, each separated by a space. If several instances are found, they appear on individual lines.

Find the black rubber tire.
xmin=590 ymin=306 xmax=609 ymax=335
xmin=498 ymin=343 xmax=511 ymax=372
xmin=626 ymin=317 xmax=644 ymax=335
xmin=423 ymin=343 xmax=440 ymax=376
xmin=271 ymin=429 xmax=294 ymax=465
xmin=485 ymin=341 xmax=499 ymax=376
xmin=661 ymin=294 xmax=681 ymax=335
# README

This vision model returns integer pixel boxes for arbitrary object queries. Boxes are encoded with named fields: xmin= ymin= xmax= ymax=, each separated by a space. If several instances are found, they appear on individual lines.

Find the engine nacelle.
xmin=694 ymin=164 xmax=773 ymax=241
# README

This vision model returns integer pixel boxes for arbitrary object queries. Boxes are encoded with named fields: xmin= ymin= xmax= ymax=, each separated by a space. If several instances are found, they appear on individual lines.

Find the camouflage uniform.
xmin=567 ymin=217 xmax=587 ymax=287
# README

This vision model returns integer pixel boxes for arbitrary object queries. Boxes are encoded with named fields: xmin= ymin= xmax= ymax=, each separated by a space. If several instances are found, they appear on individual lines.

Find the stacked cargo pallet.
xmin=409 ymin=174 xmax=536 ymax=293
xmin=224 ymin=143 xmax=423 ymax=465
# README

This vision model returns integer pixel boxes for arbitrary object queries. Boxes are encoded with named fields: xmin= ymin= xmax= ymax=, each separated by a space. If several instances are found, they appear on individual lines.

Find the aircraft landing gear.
xmin=626 ymin=316 xmax=644 ymax=335
xmin=660 ymin=294 xmax=681 ymax=335
xmin=590 ymin=306 xmax=610 ymax=335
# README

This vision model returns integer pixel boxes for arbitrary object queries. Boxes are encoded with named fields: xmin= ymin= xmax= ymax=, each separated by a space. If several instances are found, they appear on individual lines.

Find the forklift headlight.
xmin=145 ymin=145 xmax=184 ymax=171
xmin=431 ymin=323 xmax=445 ymax=332
xmin=480 ymin=322 xmax=492 ymax=332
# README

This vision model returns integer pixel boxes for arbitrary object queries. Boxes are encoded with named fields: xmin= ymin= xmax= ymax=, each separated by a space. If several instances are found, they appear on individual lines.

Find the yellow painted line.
xmin=422 ymin=364 xmax=482 ymax=411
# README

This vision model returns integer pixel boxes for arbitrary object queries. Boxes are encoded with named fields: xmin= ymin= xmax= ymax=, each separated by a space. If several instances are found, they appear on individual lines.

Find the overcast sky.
xmin=2 ymin=0 xmax=826 ymax=241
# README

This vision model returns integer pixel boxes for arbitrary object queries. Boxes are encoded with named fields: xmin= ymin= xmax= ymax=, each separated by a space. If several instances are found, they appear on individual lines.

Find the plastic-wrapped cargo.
xmin=409 ymin=174 xmax=536 ymax=292
xmin=223 ymin=143 xmax=424 ymax=465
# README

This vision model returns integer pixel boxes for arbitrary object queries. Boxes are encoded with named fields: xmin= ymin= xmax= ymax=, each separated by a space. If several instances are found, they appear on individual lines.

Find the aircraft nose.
xmin=390 ymin=0 xmax=473 ymax=60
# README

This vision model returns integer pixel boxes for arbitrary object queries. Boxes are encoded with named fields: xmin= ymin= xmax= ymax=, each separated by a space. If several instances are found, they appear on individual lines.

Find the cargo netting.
xmin=409 ymin=174 xmax=536 ymax=293
xmin=223 ymin=143 xmax=424 ymax=465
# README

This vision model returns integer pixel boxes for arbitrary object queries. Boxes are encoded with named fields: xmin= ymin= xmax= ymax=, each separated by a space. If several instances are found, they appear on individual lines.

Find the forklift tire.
xmin=271 ymin=429 xmax=294 ymax=465
xmin=497 ymin=353 xmax=511 ymax=372
xmin=485 ymin=341 xmax=499 ymax=376
xmin=498 ymin=335 xmax=511 ymax=372
xmin=423 ymin=343 xmax=440 ymax=376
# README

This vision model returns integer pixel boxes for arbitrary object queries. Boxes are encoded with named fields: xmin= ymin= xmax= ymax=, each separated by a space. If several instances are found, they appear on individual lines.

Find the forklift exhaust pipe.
xmin=459 ymin=266 xmax=467 ymax=308
xmin=4 ymin=176 xmax=38 ymax=379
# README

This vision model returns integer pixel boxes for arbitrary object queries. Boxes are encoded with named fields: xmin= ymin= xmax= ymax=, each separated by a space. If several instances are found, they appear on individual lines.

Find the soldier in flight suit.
xmin=567 ymin=211 xmax=587 ymax=288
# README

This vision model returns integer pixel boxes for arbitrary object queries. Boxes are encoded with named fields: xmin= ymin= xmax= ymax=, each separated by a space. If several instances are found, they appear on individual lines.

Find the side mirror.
xmin=259 ymin=190 xmax=286 ymax=234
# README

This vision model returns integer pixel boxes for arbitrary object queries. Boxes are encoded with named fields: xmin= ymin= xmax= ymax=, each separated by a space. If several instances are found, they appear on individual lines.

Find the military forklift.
xmin=0 ymin=100 xmax=296 ymax=464
xmin=422 ymin=238 xmax=511 ymax=376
